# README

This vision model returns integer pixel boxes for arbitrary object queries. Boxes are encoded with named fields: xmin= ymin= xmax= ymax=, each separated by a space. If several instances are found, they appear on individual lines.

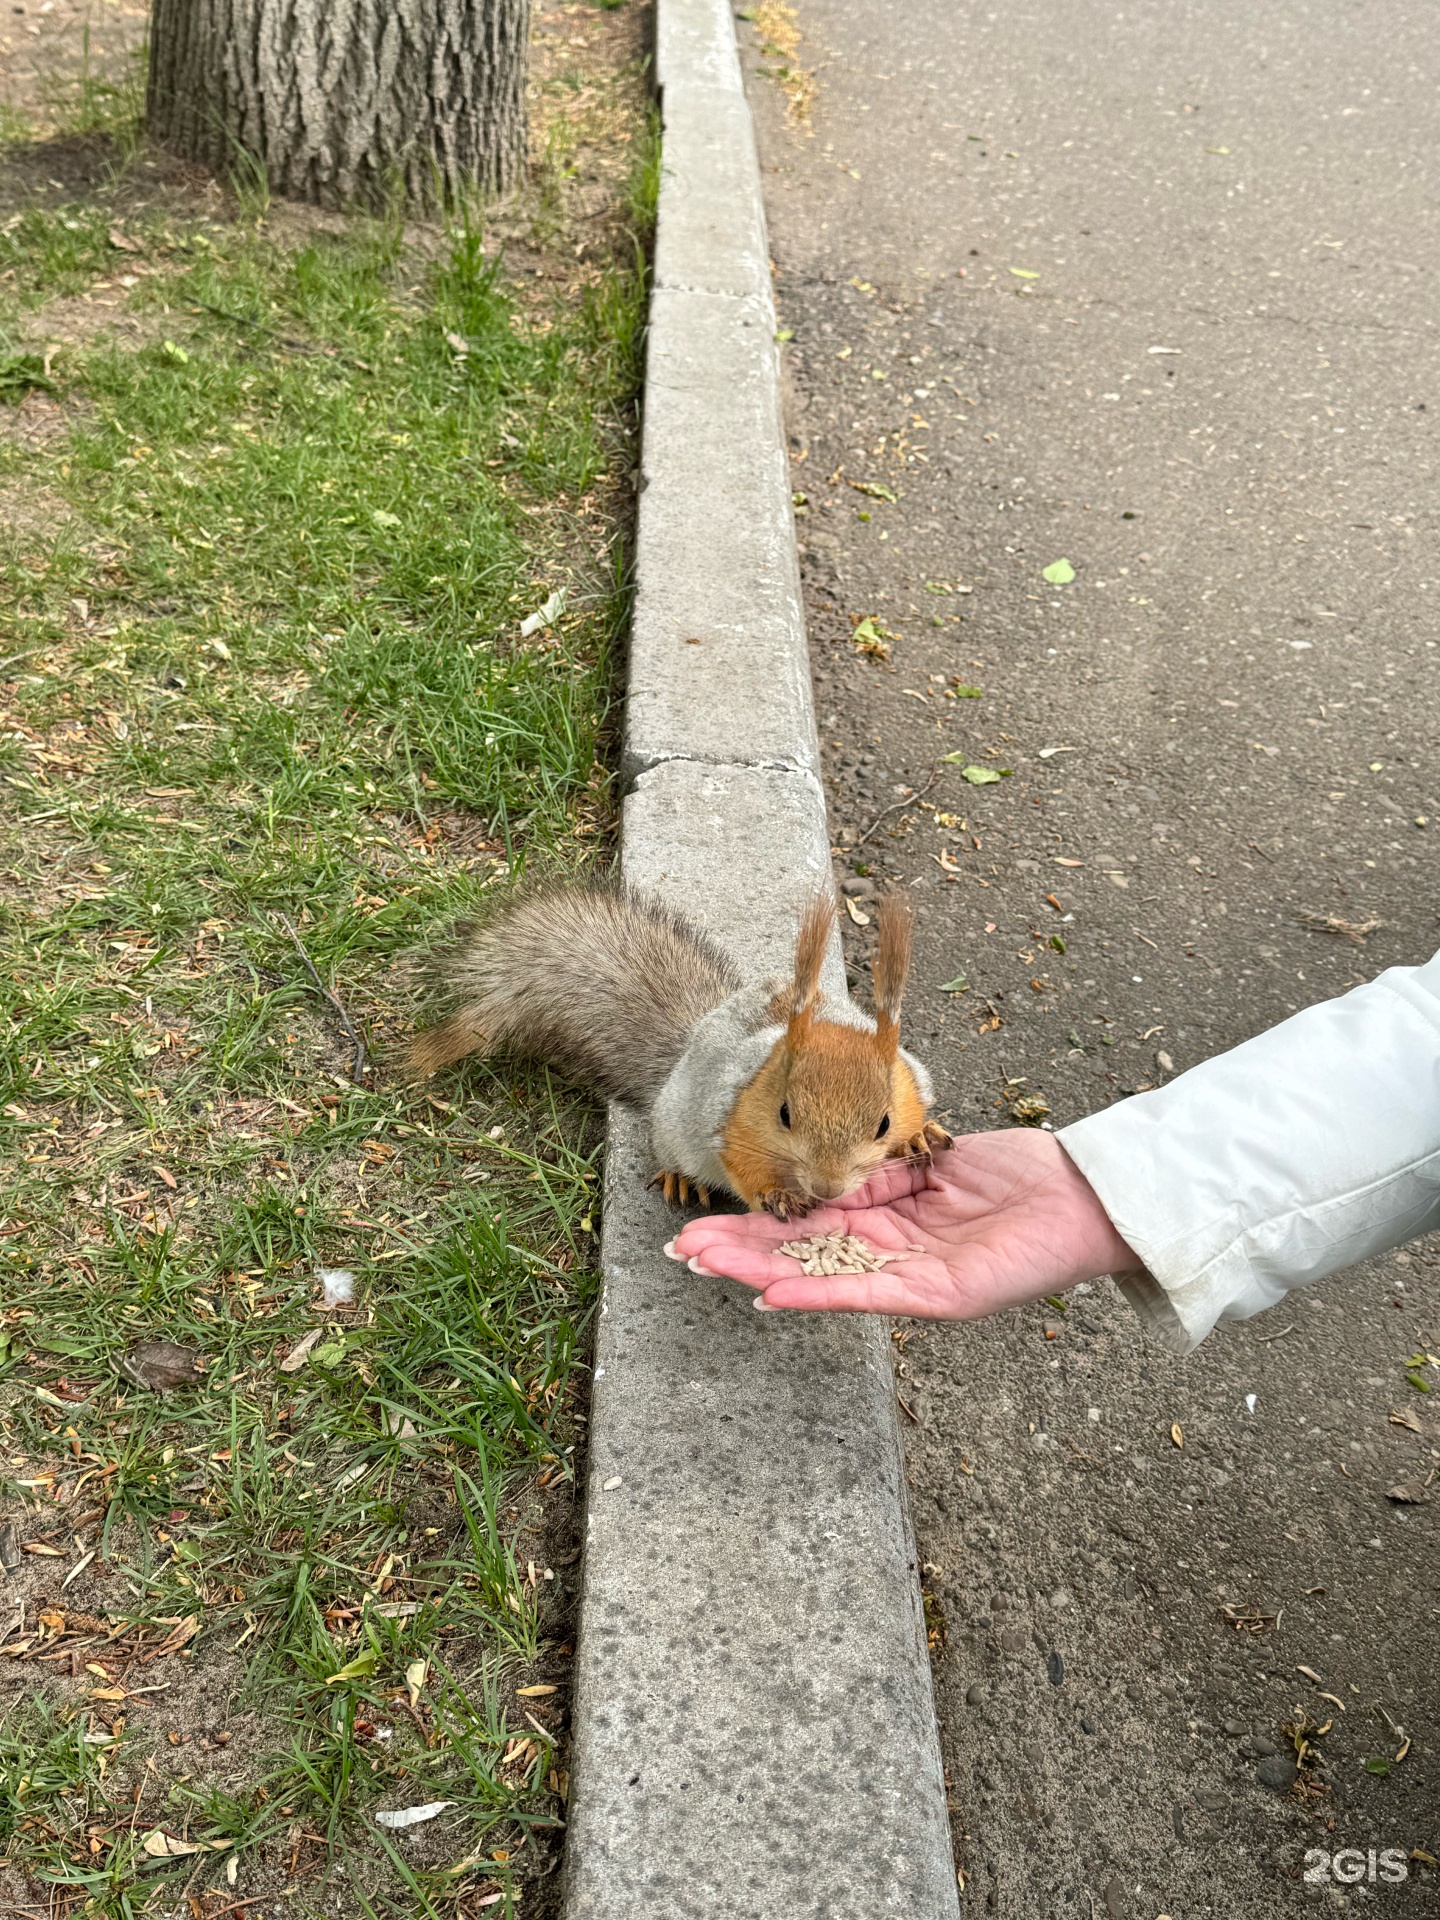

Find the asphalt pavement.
xmin=739 ymin=1 xmax=1439 ymax=1911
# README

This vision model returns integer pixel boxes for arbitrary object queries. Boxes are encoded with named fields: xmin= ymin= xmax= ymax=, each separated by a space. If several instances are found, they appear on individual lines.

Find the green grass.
xmin=0 ymin=146 xmax=645 ymax=1916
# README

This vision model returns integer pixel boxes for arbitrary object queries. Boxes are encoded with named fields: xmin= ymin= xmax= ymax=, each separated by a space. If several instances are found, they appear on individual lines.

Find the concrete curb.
xmin=562 ymin=4 xmax=962 ymax=1915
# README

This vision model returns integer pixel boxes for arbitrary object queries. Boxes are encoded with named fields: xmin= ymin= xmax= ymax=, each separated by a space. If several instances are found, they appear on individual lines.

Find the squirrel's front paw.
xmin=900 ymin=1120 xmax=953 ymax=1163
xmin=758 ymin=1187 xmax=809 ymax=1222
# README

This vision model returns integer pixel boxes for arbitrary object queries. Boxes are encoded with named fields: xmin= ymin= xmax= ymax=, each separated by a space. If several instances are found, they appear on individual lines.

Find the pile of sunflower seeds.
xmin=774 ymin=1230 xmax=906 ymax=1275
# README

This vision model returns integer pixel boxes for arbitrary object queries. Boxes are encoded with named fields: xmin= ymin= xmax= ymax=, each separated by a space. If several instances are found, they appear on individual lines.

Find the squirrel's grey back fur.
xmin=410 ymin=888 xmax=743 ymax=1107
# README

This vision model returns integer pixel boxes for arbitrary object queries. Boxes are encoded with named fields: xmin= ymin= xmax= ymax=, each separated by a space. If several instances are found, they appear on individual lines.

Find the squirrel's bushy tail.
xmin=408 ymin=888 xmax=742 ymax=1107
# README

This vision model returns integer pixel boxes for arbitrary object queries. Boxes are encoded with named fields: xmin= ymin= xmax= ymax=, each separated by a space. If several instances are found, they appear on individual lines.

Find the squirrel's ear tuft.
xmin=871 ymin=892 xmax=912 ymax=1058
xmin=786 ymin=893 xmax=835 ymax=1042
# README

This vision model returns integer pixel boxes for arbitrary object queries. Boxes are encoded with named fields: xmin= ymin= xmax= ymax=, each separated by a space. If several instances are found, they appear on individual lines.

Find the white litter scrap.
xmin=316 ymin=1266 xmax=356 ymax=1309
xmin=375 ymin=1801 xmax=453 ymax=1830
xmin=519 ymin=587 xmax=567 ymax=638
xmin=775 ymin=1230 xmax=911 ymax=1276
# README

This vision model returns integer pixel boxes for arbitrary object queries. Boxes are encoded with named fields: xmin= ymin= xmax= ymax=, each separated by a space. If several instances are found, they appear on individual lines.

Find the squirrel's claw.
xmin=650 ymin=1169 xmax=714 ymax=1210
xmin=759 ymin=1187 xmax=809 ymax=1222
xmin=901 ymin=1120 xmax=953 ymax=1164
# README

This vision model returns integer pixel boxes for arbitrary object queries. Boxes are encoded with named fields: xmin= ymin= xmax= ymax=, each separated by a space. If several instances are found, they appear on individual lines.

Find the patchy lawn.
xmin=0 ymin=5 xmax=654 ymax=1916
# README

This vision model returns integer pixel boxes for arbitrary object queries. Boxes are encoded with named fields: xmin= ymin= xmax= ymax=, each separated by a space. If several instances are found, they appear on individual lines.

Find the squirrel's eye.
xmin=875 ymin=1113 xmax=891 ymax=1140
xmin=779 ymin=1102 xmax=792 ymax=1130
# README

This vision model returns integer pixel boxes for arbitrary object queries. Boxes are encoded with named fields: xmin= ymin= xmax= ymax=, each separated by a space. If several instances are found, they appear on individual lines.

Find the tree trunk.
xmin=146 ymin=0 xmax=531 ymax=210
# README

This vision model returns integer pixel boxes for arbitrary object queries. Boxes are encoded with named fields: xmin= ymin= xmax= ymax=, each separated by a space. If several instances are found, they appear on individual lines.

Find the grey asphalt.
xmin=739 ymin=1 xmax=1439 ymax=1912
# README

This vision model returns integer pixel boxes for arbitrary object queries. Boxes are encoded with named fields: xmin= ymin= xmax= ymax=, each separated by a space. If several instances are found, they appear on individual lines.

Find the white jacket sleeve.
xmin=1057 ymin=951 xmax=1440 ymax=1354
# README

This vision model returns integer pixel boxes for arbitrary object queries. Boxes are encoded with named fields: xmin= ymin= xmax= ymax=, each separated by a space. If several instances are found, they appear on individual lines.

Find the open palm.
xmin=668 ymin=1130 xmax=1138 ymax=1317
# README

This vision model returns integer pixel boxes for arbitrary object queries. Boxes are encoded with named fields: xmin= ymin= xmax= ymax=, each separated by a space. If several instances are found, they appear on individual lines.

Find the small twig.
xmin=274 ymin=913 xmax=370 ymax=1082
xmin=1254 ymin=1324 xmax=1296 ymax=1343
xmin=855 ymin=767 xmax=942 ymax=846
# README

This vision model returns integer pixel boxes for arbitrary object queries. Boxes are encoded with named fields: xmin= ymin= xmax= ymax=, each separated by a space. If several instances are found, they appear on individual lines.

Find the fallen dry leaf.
xmin=279 ymin=1327 xmax=325 ymax=1373
xmin=1297 ymin=909 xmax=1381 ymax=943
xmin=1389 ymin=1406 xmax=1424 ymax=1433
xmin=120 ymin=1341 xmax=205 ymax=1392
xmin=1386 ymin=1482 xmax=1431 ymax=1504
xmin=1170 ymin=1422 xmax=1184 ymax=1449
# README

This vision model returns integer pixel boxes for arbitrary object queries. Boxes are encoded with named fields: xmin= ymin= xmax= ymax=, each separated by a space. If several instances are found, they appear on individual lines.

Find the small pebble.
xmin=1047 ymin=1650 xmax=1065 ymax=1686
xmin=1256 ymin=1755 xmax=1299 ymax=1792
xmin=965 ymin=1681 xmax=985 ymax=1706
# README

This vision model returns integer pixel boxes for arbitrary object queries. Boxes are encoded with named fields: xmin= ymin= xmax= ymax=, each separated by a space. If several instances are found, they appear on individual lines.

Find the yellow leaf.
xmin=516 ymin=1684 xmax=558 ymax=1697
xmin=1170 ymin=1423 xmax=1183 ymax=1448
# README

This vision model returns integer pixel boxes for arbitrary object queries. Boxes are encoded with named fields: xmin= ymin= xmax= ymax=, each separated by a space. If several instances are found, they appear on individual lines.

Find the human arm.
xmin=1057 ymin=949 xmax=1440 ymax=1350
xmin=671 ymin=951 xmax=1440 ymax=1352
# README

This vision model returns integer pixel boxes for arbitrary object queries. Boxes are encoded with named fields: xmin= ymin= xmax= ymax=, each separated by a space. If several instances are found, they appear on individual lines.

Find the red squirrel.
xmin=410 ymin=887 xmax=949 ymax=1218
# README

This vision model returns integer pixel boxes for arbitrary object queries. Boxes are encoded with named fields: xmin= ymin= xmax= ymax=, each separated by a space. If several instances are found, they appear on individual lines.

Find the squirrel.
xmin=409 ymin=887 xmax=950 ymax=1219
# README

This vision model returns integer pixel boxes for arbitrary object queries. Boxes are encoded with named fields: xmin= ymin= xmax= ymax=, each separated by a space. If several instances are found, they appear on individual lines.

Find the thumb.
xmin=832 ymin=1157 xmax=933 ymax=1211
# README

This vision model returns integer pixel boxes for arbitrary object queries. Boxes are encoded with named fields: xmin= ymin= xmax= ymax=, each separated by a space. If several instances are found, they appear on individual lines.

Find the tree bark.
xmin=146 ymin=0 xmax=531 ymax=210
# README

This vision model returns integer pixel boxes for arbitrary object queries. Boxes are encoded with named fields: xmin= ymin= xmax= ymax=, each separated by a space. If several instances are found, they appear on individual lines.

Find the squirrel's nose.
xmin=809 ymin=1175 xmax=848 ymax=1202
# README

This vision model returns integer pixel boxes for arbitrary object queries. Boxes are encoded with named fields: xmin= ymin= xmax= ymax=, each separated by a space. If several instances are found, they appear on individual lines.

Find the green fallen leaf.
xmin=774 ymin=327 xmax=795 ymax=342
xmin=850 ymin=479 xmax=898 ymax=503
xmin=950 ymin=683 xmax=983 ymax=698
xmin=1406 ymin=1371 xmax=1430 ymax=1394
xmin=372 ymin=510 xmax=402 ymax=529
xmin=161 ymin=339 xmax=189 ymax=364
xmin=1009 ymin=267 xmax=1039 ymax=279
xmin=1049 ymin=934 xmax=1067 ymax=953
xmin=938 ymin=972 xmax=969 ymax=993
xmin=313 ymin=1337 xmax=348 ymax=1368
xmin=1364 ymin=1757 xmax=1390 ymax=1777
xmin=943 ymin=761 xmax=1009 ymax=784
xmin=1042 ymin=558 xmax=1076 ymax=585
xmin=326 ymin=1649 xmax=379 ymax=1685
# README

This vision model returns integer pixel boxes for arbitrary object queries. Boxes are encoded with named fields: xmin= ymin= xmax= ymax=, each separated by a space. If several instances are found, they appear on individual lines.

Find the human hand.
xmin=667 ymin=1129 xmax=1138 ymax=1317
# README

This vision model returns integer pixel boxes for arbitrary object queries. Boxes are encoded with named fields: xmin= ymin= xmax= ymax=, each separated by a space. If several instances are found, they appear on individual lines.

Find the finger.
xmin=681 ymin=1243 xmax=815 ymax=1290
xmin=830 ymin=1158 xmax=934 ymax=1211
xmin=755 ymin=1263 xmax=946 ymax=1315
